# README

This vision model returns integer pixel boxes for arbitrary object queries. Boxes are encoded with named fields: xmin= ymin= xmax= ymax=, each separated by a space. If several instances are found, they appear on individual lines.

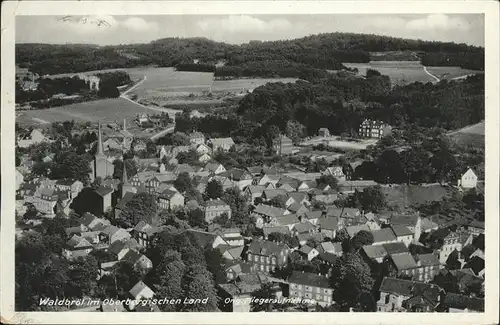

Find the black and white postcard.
xmin=1 ymin=1 xmax=498 ymax=324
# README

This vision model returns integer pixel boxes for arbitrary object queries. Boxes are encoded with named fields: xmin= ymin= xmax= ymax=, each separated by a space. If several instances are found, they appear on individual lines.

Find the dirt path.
xmin=447 ymin=121 xmax=485 ymax=136
xmin=121 ymin=76 xmax=147 ymax=96
xmin=31 ymin=117 xmax=50 ymax=124
xmin=422 ymin=66 xmax=441 ymax=83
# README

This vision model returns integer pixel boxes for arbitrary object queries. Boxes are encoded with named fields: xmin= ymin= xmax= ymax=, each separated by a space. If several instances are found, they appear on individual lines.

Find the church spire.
xmin=122 ymin=162 xmax=129 ymax=184
xmin=96 ymin=121 xmax=105 ymax=156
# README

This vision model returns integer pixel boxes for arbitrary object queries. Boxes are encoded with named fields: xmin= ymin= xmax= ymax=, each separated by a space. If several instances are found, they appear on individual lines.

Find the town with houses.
xmin=15 ymin=114 xmax=485 ymax=313
xmin=12 ymin=16 xmax=487 ymax=314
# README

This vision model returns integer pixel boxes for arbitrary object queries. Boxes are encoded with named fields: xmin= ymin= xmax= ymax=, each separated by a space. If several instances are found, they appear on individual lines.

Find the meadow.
xmin=16 ymin=98 xmax=151 ymax=126
xmin=424 ymin=66 xmax=483 ymax=81
xmin=447 ymin=121 xmax=485 ymax=148
xmin=343 ymin=61 xmax=435 ymax=86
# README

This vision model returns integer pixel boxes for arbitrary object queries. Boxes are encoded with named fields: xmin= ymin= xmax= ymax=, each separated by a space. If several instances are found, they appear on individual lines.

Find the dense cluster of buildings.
xmin=15 ymin=123 xmax=484 ymax=313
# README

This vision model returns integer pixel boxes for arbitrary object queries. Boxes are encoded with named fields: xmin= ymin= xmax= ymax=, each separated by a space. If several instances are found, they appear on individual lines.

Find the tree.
xmin=152 ymin=255 xmax=186 ymax=311
xmin=317 ymin=175 xmax=339 ymax=190
xmin=222 ymin=187 xmax=249 ymax=224
xmin=111 ymin=261 xmax=141 ymax=297
xmin=204 ymin=179 xmax=223 ymax=200
xmin=351 ymin=230 xmax=374 ymax=250
xmin=204 ymin=247 xmax=226 ymax=285
xmin=268 ymin=194 xmax=288 ymax=209
xmin=97 ymin=84 xmax=120 ymax=98
xmin=174 ymin=172 xmax=193 ymax=193
xmin=66 ymin=255 xmax=99 ymax=298
xmin=268 ymin=232 xmax=299 ymax=248
xmin=359 ymin=185 xmax=387 ymax=212
xmin=285 ymin=120 xmax=306 ymax=143
xmin=180 ymin=264 xmax=218 ymax=311
xmin=118 ymin=192 xmax=158 ymax=228
xmin=330 ymin=253 xmax=374 ymax=310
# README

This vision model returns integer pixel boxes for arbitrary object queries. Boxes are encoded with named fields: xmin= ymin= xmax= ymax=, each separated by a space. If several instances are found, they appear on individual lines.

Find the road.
xmin=121 ymin=76 xmax=147 ymax=96
xmin=422 ymin=66 xmax=441 ymax=83
xmin=150 ymin=126 xmax=175 ymax=140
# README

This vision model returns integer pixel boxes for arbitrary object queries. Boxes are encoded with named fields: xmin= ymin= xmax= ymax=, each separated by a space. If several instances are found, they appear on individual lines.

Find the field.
xmin=343 ymin=61 xmax=435 ymax=86
xmin=424 ymin=66 xmax=483 ymax=81
xmin=380 ymin=184 xmax=451 ymax=210
xmin=211 ymin=78 xmax=298 ymax=92
xmin=447 ymin=121 xmax=485 ymax=148
xmin=300 ymin=136 xmax=378 ymax=150
xmin=16 ymin=98 xmax=154 ymax=126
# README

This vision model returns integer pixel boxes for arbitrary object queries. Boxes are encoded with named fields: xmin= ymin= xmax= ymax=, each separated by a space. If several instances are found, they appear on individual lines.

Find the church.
xmin=89 ymin=122 xmax=115 ymax=182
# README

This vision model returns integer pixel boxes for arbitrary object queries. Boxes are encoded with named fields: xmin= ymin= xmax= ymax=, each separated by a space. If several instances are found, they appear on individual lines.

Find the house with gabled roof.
xmin=292 ymin=221 xmax=317 ymax=237
xmin=246 ymin=239 xmax=290 ymax=273
xmin=377 ymin=277 xmax=443 ymax=312
xmin=362 ymin=245 xmax=388 ymax=263
xmin=457 ymin=168 xmax=478 ymax=189
xmin=252 ymin=204 xmax=290 ymax=228
xmin=189 ymin=131 xmax=205 ymax=145
xmin=442 ymin=292 xmax=484 ymax=313
xmin=63 ymin=235 xmax=94 ymax=260
xmin=262 ymin=189 xmax=288 ymax=201
xmin=371 ymin=228 xmax=398 ymax=245
xmin=286 ymin=202 xmax=309 ymax=216
xmin=205 ymin=199 xmax=231 ymax=223
xmin=317 ymin=216 xmax=340 ymax=239
xmin=209 ymin=137 xmax=235 ymax=152
xmin=288 ymin=271 xmax=333 ymax=306
xmin=390 ymin=225 xmax=414 ymax=247
xmin=128 ymin=281 xmax=155 ymax=310
xmin=271 ymin=213 xmax=301 ymax=230
xmin=204 ymin=162 xmax=226 ymax=175
xmin=262 ymin=226 xmax=291 ymax=239
xmin=182 ymin=229 xmax=228 ymax=249
xmin=298 ymin=245 xmax=320 ymax=261
xmin=321 ymin=166 xmax=346 ymax=181
xmin=303 ymin=211 xmax=323 ymax=226
xmin=101 ymin=225 xmax=131 ymax=244
xmin=317 ymin=241 xmax=342 ymax=256
xmin=157 ymin=189 xmax=184 ymax=210
xmin=244 ymin=185 xmax=266 ymax=204
xmin=121 ymin=249 xmax=153 ymax=272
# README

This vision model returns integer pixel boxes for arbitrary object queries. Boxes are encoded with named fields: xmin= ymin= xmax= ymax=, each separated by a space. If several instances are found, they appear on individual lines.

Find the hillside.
xmin=16 ymin=33 xmax=484 ymax=76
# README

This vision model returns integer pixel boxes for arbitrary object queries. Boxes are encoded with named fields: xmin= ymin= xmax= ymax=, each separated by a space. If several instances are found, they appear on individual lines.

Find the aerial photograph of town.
xmin=13 ymin=13 xmax=486 ymax=313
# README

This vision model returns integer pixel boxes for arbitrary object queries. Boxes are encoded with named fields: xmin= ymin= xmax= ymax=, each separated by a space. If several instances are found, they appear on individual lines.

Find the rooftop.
xmin=288 ymin=271 xmax=330 ymax=288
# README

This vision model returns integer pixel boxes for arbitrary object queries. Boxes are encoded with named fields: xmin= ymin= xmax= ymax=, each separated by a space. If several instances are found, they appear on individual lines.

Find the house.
xmin=437 ymin=229 xmax=472 ymax=263
xmin=189 ymin=132 xmax=205 ymax=145
xmin=362 ymin=245 xmax=388 ymax=263
xmin=195 ymin=143 xmax=211 ymax=155
xmin=16 ymin=168 xmax=24 ymax=191
xmin=218 ymin=275 xmax=270 ymax=312
xmin=272 ymin=214 xmax=301 ymax=230
xmin=103 ymin=138 xmax=122 ymax=151
xmin=382 ymin=242 xmax=409 ymax=256
xmin=262 ymin=188 xmax=288 ymax=201
xmin=371 ymin=228 xmax=398 ymax=245
xmin=318 ymin=127 xmax=330 ymax=137
xmin=133 ymin=221 xmax=163 ymax=248
xmin=204 ymin=162 xmax=226 ymax=175
xmin=292 ymin=221 xmax=317 ymax=237
xmin=157 ymin=190 xmax=184 ymax=210
xmin=101 ymin=225 xmax=131 ymax=244
xmin=223 ymin=260 xmax=253 ymax=282
xmin=286 ymin=191 xmax=310 ymax=207
xmin=288 ymin=271 xmax=333 ymax=306
xmin=273 ymin=134 xmax=295 ymax=156
xmin=442 ymin=293 xmax=484 ymax=313
xmin=204 ymin=199 xmax=231 ymax=223
xmin=198 ymin=153 xmax=212 ymax=163
xmin=359 ymin=119 xmax=392 ymax=139
xmin=17 ymin=129 xmax=48 ymax=148
xmin=108 ymin=238 xmax=141 ymax=260
xmin=321 ymin=166 xmax=346 ymax=181
xmin=215 ymin=227 xmax=245 ymax=247
xmin=286 ymin=202 xmax=309 ymax=216
xmin=317 ymin=217 xmax=339 ymax=239
xmin=463 ymin=256 xmax=485 ymax=278
xmin=55 ymin=179 xmax=83 ymax=199
xmin=298 ymin=245 xmax=320 ymax=261
xmin=262 ymin=226 xmax=291 ymax=240
xmin=377 ymin=277 xmax=442 ymax=312
xmin=244 ymin=185 xmax=266 ymax=204
xmin=252 ymin=204 xmax=290 ymax=228
xmin=63 ymin=235 xmax=94 ymax=260
xmin=182 ymin=229 xmax=227 ymax=249
xmin=210 ymin=137 xmax=235 ymax=152
xmin=246 ymin=239 xmax=291 ymax=273
xmin=32 ymin=188 xmax=60 ymax=215
xmin=128 ymin=281 xmax=155 ymax=310
xmin=457 ymin=168 xmax=478 ymax=189
xmin=345 ymin=224 xmax=370 ymax=239
xmin=121 ymin=249 xmax=153 ymax=272
xmin=390 ymin=225 xmax=414 ymax=247
xmin=255 ymin=174 xmax=280 ymax=187
xmin=337 ymin=180 xmax=378 ymax=193
xmin=303 ymin=211 xmax=323 ymax=226
xmin=414 ymin=253 xmax=442 ymax=282
xmin=317 ymin=241 xmax=342 ymax=256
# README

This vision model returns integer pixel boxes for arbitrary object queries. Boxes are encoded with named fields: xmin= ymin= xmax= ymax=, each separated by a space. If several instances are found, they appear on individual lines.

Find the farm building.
xmin=359 ymin=119 xmax=392 ymax=139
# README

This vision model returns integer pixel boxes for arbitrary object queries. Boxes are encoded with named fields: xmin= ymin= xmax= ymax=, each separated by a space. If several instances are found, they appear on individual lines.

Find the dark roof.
xmin=379 ymin=277 xmax=437 ymax=297
xmin=390 ymin=225 xmax=413 ymax=237
xmin=372 ymin=228 xmax=397 ymax=243
xmin=116 ymin=192 xmax=136 ymax=210
xmin=94 ymin=186 xmax=114 ymax=197
xmin=362 ymin=245 xmax=388 ymax=259
xmin=382 ymin=242 xmax=408 ymax=255
xmin=288 ymin=271 xmax=330 ymax=288
xmin=390 ymin=253 xmax=418 ymax=270
xmin=183 ymin=229 xmax=221 ymax=248
xmin=471 ymin=233 xmax=485 ymax=251
xmin=121 ymin=249 xmax=144 ymax=265
xmin=390 ymin=214 xmax=419 ymax=227
xmin=443 ymin=293 xmax=484 ymax=311
xmin=263 ymin=226 xmax=290 ymax=237
xmin=316 ymin=252 xmax=338 ymax=264
xmin=317 ymin=217 xmax=339 ymax=230
xmin=415 ymin=253 xmax=440 ymax=266
xmin=463 ymin=256 xmax=485 ymax=275
xmin=253 ymin=204 xmax=288 ymax=218
xmin=247 ymin=239 xmax=289 ymax=256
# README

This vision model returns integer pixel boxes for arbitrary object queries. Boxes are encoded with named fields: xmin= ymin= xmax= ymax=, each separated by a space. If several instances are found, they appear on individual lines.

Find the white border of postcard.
xmin=1 ymin=1 xmax=499 ymax=324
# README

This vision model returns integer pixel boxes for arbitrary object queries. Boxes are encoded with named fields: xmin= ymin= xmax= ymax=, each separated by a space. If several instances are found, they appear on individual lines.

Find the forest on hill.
xmin=16 ymin=33 xmax=484 ymax=76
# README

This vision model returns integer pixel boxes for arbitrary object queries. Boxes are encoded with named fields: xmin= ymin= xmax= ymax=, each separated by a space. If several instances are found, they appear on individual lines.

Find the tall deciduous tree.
xmin=180 ymin=264 xmax=219 ymax=311
xmin=204 ymin=179 xmax=223 ymax=200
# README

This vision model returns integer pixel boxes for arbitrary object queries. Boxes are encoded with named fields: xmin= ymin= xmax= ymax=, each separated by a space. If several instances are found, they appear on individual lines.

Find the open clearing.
xmin=343 ymin=61 xmax=435 ymax=86
xmin=16 ymin=98 xmax=154 ymax=125
xmin=424 ymin=66 xmax=483 ymax=81
xmin=300 ymin=136 xmax=378 ymax=150
xmin=447 ymin=121 xmax=485 ymax=148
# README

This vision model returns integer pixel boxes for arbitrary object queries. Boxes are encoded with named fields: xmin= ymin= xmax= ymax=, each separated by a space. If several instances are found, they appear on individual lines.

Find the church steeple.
xmin=96 ymin=121 xmax=105 ymax=157
xmin=122 ymin=162 xmax=129 ymax=184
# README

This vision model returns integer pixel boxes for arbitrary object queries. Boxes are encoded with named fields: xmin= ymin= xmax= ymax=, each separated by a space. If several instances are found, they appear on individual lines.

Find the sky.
xmin=16 ymin=14 xmax=484 ymax=47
